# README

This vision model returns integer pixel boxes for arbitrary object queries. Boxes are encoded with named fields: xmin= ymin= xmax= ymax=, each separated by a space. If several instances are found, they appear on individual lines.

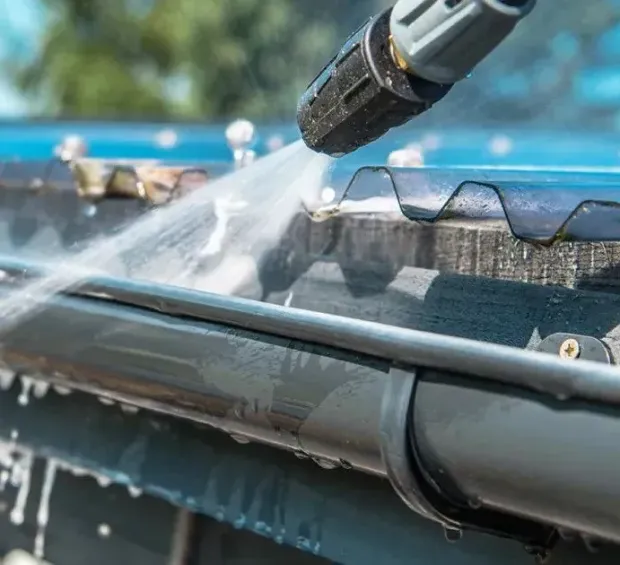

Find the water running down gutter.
xmin=0 ymin=256 xmax=619 ymax=550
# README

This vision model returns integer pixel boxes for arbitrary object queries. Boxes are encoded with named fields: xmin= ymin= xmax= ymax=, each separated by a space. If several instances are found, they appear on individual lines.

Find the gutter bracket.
xmin=380 ymin=367 xmax=556 ymax=556
xmin=538 ymin=333 xmax=613 ymax=364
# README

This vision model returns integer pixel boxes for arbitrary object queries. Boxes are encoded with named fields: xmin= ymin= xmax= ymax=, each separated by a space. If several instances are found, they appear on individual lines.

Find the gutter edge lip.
xmin=0 ymin=254 xmax=619 ymax=407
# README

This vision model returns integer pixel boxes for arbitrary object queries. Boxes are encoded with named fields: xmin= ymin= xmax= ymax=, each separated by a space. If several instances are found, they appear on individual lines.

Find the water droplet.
xmin=226 ymin=119 xmax=255 ymax=152
xmin=0 ymin=470 xmax=10 ymax=491
xmin=95 ymin=474 xmax=112 ymax=488
xmin=34 ymin=459 xmax=58 ymax=560
xmin=313 ymin=458 xmax=338 ymax=470
xmin=60 ymin=463 xmax=88 ymax=477
xmin=32 ymin=380 xmax=50 ymax=399
xmin=294 ymin=450 xmax=309 ymax=460
xmin=215 ymin=510 xmax=225 ymax=522
xmin=534 ymin=550 xmax=550 ymax=565
xmin=583 ymin=535 xmax=601 ymax=553
xmin=233 ymin=514 xmax=247 ymax=529
xmin=339 ymin=459 xmax=353 ymax=470
xmin=10 ymin=451 xmax=33 ymax=525
xmin=18 ymin=377 xmax=33 ymax=407
xmin=0 ymin=368 xmax=16 ymax=391
xmin=120 ymin=403 xmax=139 ymax=414
xmin=230 ymin=434 xmax=250 ymax=445
xmin=82 ymin=203 xmax=98 ymax=218
xmin=444 ymin=527 xmax=463 ymax=543
xmin=467 ymin=497 xmax=482 ymax=509
xmin=266 ymin=135 xmax=285 ymax=153
xmin=98 ymin=523 xmax=111 ymax=538
xmin=489 ymin=134 xmax=513 ymax=156
xmin=524 ymin=545 xmax=540 ymax=556
xmin=558 ymin=527 xmax=574 ymax=540
xmin=98 ymin=396 xmax=115 ymax=406
xmin=10 ymin=461 xmax=22 ymax=487
xmin=52 ymin=385 xmax=71 ymax=396
xmin=233 ymin=403 xmax=245 ymax=419
xmin=155 ymin=129 xmax=178 ymax=149
xmin=128 ymin=485 xmax=142 ymax=498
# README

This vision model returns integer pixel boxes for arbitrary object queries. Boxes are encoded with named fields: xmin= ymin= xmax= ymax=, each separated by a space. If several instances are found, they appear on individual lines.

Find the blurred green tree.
xmin=12 ymin=0 xmax=382 ymax=120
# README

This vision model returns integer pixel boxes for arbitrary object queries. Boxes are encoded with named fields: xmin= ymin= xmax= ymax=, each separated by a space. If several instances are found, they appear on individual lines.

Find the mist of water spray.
xmin=0 ymin=140 xmax=332 ymax=334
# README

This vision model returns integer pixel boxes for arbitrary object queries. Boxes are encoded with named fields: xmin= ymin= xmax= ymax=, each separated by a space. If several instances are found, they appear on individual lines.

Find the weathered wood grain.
xmin=259 ymin=213 xmax=620 ymax=351
xmin=299 ymin=214 xmax=620 ymax=293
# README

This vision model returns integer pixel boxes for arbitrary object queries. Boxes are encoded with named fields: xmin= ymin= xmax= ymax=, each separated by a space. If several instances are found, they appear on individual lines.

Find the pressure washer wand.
xmin=297 ymin=0 xmax=536 ymax=157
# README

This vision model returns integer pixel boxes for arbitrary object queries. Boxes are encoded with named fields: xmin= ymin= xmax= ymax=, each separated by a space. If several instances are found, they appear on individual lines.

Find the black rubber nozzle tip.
xmin=297 ymin=9 xmax=452 ymax=157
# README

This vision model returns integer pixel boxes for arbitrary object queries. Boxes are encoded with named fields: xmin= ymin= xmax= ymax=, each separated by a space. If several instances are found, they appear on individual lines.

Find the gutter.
xmin=0 ymin=256 xmax=620 ymax=551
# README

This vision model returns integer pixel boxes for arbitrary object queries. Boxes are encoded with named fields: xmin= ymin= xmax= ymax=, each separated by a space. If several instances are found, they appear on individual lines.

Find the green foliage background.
xmin=12 ymin=0 xmax=387 ymax=120
xmin=10 ymin=0 xmax=620 ymax=126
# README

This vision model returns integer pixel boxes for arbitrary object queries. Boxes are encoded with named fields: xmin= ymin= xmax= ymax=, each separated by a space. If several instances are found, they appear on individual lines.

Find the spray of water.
xmin=0 ymin=140 xmax=332 ymax=333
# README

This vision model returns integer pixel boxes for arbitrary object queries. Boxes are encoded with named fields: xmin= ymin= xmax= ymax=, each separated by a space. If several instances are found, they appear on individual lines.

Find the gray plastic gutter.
xmin=0 ymin=256 xmax=620 ymax=543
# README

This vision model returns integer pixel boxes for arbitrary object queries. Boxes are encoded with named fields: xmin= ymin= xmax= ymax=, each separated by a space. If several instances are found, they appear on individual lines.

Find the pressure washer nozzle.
xmin=297 ymin=0 xmax=535 ymax=157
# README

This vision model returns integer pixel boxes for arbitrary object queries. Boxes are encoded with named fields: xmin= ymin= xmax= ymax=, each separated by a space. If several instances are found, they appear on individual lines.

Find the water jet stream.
xmin=0 ymin=140 xmax=331 ymax=334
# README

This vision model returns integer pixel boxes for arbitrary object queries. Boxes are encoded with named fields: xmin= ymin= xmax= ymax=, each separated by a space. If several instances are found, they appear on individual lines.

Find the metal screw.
xmin=559 ymin=338 xmax=580 ymax=360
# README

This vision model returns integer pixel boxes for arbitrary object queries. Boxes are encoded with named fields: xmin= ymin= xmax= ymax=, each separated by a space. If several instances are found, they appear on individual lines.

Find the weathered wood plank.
xmin=1 ymin=188 xmax=619 ymax=352
xmin=267 ymin=262 xmax=620 ymax=348
xmin=300 ymin=214 xmax=620 ymax=293
xmin=259 ymin=214 xmax=620 ymax=351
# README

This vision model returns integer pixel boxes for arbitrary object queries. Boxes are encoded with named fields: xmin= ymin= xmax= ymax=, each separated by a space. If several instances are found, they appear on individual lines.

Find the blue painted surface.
xmin=574 ymin=67 xmax=620 ymax=107
xmin=0 ymin=384 xmax=556 ymax=565
xmin=3 ymin=121 xmax=620 ymax=171
xmin=0 ymin=382 xmax=617 ymax=565
xmin=343 ymin=127 xmax=620 ymax=170
xmin=0 ymin=121 xmax=299 ymax=163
